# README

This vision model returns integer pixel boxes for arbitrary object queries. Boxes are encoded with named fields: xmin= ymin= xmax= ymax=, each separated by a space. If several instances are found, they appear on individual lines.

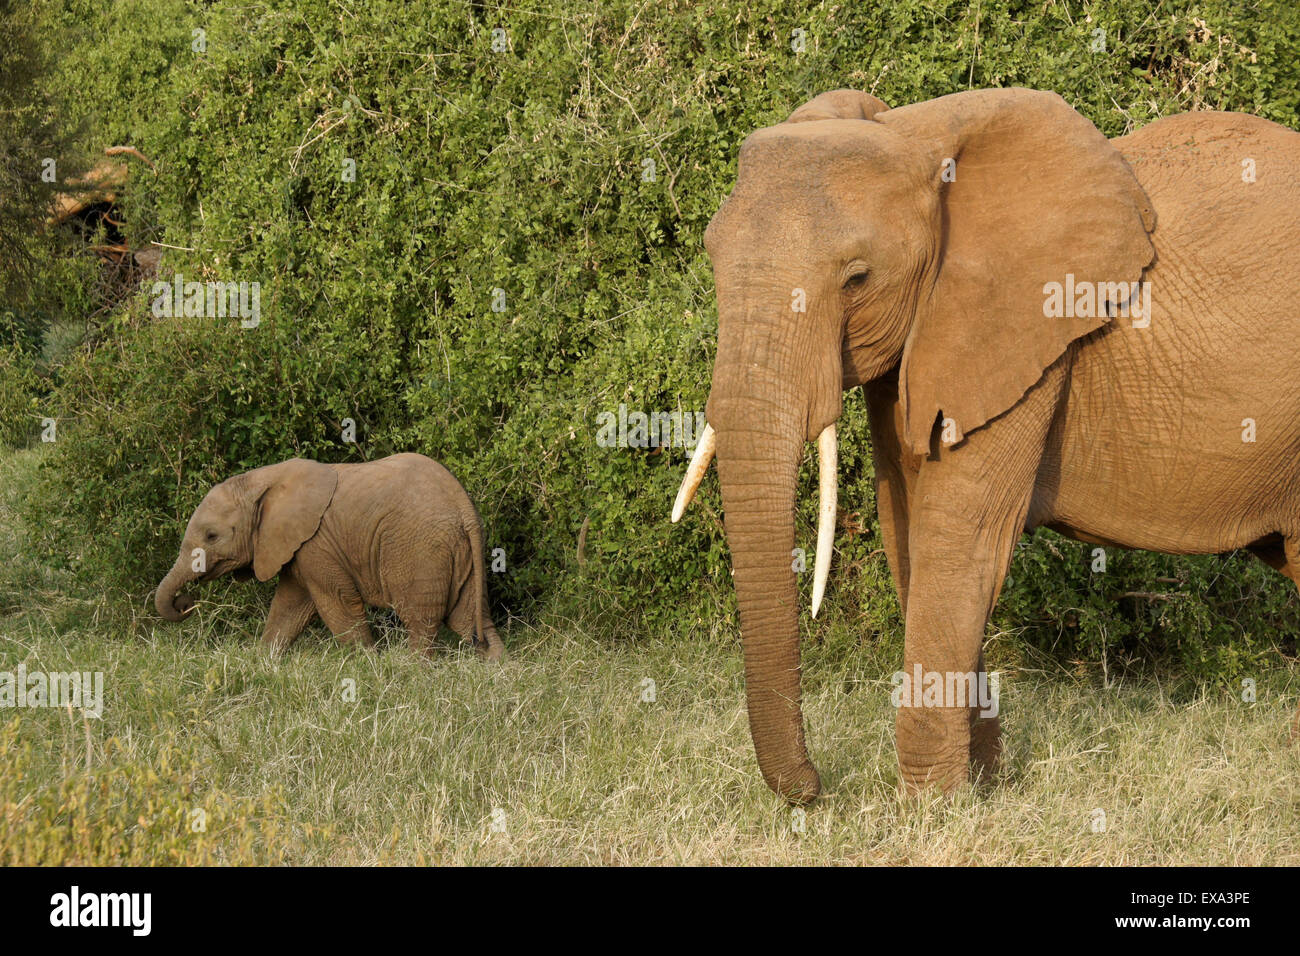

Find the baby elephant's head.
xmin=155 ymin=459 xmax=337 ymax=622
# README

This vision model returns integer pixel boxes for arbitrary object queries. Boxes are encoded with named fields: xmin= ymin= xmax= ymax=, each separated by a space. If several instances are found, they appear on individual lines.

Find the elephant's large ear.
xmin=878 ymin=88 xmax=1156 ymax=455
xmin=785 ymin=89 xmax=890 ymax=123
xmin=248 ymin=459 xmax=338 ymax=581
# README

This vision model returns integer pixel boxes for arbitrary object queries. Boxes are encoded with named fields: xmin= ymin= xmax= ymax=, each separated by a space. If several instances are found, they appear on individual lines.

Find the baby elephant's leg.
xmin=477 ymin=619 xmax=505 ymax=662
xmin=447 ymin=593 xmax=504 ymax=661
xmin=307 ymin=579 xmax=373 ymax=649
xmin=261 ymin=569 xmax=317 ymax=655
xmin=404 ymin=597 xmax=448 ymax=659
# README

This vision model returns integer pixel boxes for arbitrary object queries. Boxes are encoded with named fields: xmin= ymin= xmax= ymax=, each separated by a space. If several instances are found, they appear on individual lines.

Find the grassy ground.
xmin=2 ymin=447 xmax=1298 ymax=864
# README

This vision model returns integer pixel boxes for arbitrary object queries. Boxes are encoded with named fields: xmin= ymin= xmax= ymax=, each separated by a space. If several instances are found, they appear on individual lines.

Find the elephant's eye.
xmin=842 ymin=269 xmax=870 ymax=292
xmin=205 ymin=530 xmax=218 ymax=541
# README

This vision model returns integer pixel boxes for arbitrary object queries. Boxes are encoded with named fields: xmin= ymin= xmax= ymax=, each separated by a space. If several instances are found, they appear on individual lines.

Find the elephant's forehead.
xmin=708 ymin=178 xmax=870 ymax=258
xmin=194 ymin=485 xmax=237 ymax=520
xmin=706 ymin=121 xmax=908 ymax=252
xmin=737 ymin=119 xmax=902 ymax=175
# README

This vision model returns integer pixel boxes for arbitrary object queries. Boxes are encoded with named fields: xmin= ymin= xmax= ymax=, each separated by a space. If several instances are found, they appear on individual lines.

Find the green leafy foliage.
xmin=0 ymin=0 xmax=103 ymax=448
xmin=17 ymin=0 xmax=1300 ymax=679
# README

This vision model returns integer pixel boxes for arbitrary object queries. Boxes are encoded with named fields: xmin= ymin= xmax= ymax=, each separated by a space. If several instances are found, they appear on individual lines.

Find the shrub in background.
xmin=18 ymin=0 xmax=1300 ymax=679
xmin=0 ymin=0 xmax=102 ymax=448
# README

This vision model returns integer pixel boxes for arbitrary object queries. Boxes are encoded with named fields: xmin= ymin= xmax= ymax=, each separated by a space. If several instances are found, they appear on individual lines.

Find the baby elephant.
xmin=155 ymin=453 xmax=504 ymax=660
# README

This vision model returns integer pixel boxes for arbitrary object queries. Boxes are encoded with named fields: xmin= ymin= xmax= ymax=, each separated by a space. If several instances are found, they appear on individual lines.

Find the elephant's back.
xmin=1114 ymin=111 xmax=1299 ymax=256
xmin=1111 ymin=110 xmax=1300 ymax=352
xmin=1116 ymin=110 xmax=1300 ymax=170
xmin=335 ymin=453 xmax=471 ymax=505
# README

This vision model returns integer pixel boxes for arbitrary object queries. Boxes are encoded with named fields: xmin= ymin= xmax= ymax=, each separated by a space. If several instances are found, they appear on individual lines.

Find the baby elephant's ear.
xmin=249 ymin=459 xmax=338 ymax=581
xmin=785 ymin=89 xmax=890 ymax=123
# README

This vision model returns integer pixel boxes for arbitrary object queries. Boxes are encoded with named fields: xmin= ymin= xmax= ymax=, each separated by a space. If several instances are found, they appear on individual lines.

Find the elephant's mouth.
xmin=672 ymin=419 xmax=839 ymax=618
xmin=198 ymin=558 xmax=242 ymax=582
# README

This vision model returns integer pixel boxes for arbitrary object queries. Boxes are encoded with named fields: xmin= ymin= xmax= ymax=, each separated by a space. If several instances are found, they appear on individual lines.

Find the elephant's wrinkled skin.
xmin=156 ymin=453 xmax=504 ymax=660
xmin=674 ymin=87 xmax=1300 ymax=802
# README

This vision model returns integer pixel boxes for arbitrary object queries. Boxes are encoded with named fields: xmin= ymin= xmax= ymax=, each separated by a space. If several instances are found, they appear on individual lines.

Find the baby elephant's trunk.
xmin=155 ymin=560 xmax=196 ymax=622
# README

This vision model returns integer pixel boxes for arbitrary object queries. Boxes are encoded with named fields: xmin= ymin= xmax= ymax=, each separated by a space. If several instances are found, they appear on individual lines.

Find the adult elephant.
xmin=672 ymin=87 xmax=1300 ymax=803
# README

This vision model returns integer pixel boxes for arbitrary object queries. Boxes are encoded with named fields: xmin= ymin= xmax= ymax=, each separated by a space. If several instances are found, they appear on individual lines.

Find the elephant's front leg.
xmin=895 ymin=361 xmax=1066 ymax=793
xmin=261 ymin=566 xmax=317 ymax=655
xmin=896 ymin=504 xmax=1022 ymax=793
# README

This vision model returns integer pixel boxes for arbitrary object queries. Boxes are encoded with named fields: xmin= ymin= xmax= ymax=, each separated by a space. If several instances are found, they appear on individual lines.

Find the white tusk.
xmin=671 ymin=423 xmax=716 ymax=523
xmin=810 ymin=424 xmax=837 ymax=619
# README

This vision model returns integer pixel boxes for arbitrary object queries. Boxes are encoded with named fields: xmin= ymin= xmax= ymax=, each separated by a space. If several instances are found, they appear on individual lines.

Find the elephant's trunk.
xmin=155 ymin=559 xmax=197 ymax=622
xmin=710 ymin=374 xmax=822 ymax=803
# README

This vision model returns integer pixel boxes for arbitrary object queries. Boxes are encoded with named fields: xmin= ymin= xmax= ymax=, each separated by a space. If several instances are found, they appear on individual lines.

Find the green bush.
xmin=19 ymin=0 xmax=1300 ymax=677
xmin=0 ymin=341 xmax=40 ymax=448
xmin=0 ymin=0 xmax=102 ymax=449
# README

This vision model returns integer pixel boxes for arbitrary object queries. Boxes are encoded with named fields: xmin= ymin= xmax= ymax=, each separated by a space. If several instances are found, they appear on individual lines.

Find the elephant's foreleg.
xmin=895 ymin=359 xmax=1065 ymax=793
xmin=261 ymin=569 xmax=316 ymax=655
xmin=897 ymin=503 xmax=1024 ymax=792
